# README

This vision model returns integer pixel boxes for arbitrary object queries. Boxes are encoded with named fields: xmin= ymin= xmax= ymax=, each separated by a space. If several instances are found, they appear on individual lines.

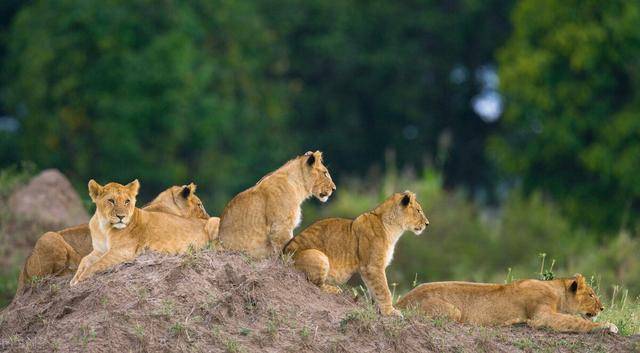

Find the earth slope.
xmin=1 ymin=251 xmax=638 ymax=353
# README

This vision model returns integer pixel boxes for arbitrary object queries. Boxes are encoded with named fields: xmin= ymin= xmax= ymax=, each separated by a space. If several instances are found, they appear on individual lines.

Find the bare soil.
xmin=1 ymin=251 xmax=638 ymax=353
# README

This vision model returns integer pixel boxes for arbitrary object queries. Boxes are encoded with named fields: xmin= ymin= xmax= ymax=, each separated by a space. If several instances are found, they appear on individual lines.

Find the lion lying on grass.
xmin=69 ymin=180 xmax=219 ymax=285
xmin=17 ymin=183 xmax=211 ymax=292
xmin=396 ymin=274 xmax=618 ymax=333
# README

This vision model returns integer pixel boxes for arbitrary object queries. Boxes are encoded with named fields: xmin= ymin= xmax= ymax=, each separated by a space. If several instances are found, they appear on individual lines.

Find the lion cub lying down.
xmin=18 ymin=183 xmax=210 ymax=292
xmin=396 ymin=274 xmax=618 ymax=333
xmin=285 ymin=191 xmax=429 ymax=316
xmin=70 ymin=180 xmax=219 ymax=285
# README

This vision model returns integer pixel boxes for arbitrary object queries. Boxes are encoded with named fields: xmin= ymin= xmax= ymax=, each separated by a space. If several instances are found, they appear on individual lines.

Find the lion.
xmin=217 ymin=151 xmax=336 ymax=259
xmin=284 ymin=191 xmax=429 ymax=316
xmin=396 ymin=274 xmax=619 ymax=333
xmin=69 ymin=179 xmax=219 ymax=285
xmin=17 ymin=183 xmax=213 ymax=292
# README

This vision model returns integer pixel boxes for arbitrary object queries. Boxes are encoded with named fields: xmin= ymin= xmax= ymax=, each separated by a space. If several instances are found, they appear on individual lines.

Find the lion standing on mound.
xmin=396 ymin=274 xmax=618 ymax=333
xmin=17 ymin=183 xmax=212 ymax=292
xmin=218 ymin=151 xmax=336 ymax=259
xmin=284 ymin=191 xmax=429 ymax=316
xmin=69 ymin=180 xmax=219 ymax=285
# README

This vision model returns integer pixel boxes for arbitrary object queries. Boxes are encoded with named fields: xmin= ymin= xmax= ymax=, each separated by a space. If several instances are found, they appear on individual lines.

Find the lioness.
xmin=396 ymin=274 xmax=619 ymax=333
xmin=69 ymin=180 xmax=219 ymax=285
xmin=17 ymin=183 xmax=211 ymax=292
xmin=284 ymin=191 xmax=429 ymax=316
xmin=218 ymin=151 xmax=336 ymax=258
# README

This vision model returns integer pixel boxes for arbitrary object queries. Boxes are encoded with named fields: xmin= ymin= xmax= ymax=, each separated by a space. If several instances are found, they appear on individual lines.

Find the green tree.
xmin=2 ymin=0 xmax=293 ymax=208
xmin=493 ymin=0 xmax=640 ymax=232
xmin=260 ymin=0 xmax=514 ymax=192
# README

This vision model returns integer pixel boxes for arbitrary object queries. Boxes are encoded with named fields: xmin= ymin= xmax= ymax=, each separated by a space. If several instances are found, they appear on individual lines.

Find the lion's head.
xmin=378 ymin=191 xmax=429 ymax=235
xmin=302 ymin=151 xmax=336 ymax=202
xmin=88 ymin=179 xmax=139 ymax=230
xmin=564 ymin=274 xmax=604 ymax=319
xmin=146 ymin=183 xmax=209 ymax=219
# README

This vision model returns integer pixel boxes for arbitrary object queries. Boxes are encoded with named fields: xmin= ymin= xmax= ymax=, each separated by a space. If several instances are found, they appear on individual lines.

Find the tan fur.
xmin=285 ymin=191 xmax=429 ymax=316
xmin=17 ymin=183 xmax=213 ymax=292
xmin=218 ymin=151 xmax=336 ymax=258
xmin=69 ymin=180 xmax=219 ymax=285
xmin=396 ymin=274 xmax=618 ymax=333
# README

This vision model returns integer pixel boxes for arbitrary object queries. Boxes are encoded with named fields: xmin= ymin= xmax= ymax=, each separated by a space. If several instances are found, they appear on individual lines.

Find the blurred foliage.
xmin=0 ymin=164 xmax=36 ymax=307
xmin=1 ymin=0 xmax=293 ymax=207
xmin=0 ymin=0 xmax=516 ymax=211
xmin=493 ymin=0 xmax=640 ymax=233
xmin=259 ymin=0 xmax=514 ymax=191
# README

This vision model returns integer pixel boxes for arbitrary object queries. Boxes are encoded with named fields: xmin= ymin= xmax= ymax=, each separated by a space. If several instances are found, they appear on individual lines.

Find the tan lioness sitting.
xmin=396 ymin=274 xmax=618 ymax=333
xmin=69 ymin=180 xmax=219 ymax=286
xmin=218 ymin=151 xmax=336 ymax=259
xmin=17 ymin=183 xmax=211 ymax=292
xmin=284 ymin=191 xmax=429 ymax=316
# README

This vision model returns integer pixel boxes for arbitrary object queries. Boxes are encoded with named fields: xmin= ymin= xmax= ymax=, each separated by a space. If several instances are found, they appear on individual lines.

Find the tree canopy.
xmin=494 ymin=0 xmax=640 ymax=232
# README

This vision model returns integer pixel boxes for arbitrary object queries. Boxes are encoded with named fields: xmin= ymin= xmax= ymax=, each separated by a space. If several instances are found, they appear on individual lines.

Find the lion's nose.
xmin=332 ymin=185 xmax=336 ymax=191
xmin=117 ymin=215 xmax=125 ymax=220
xmin=600 ymin=306 xmax=605 ymax=311
xmin=425 ymin=219 xmax=430 ymax=227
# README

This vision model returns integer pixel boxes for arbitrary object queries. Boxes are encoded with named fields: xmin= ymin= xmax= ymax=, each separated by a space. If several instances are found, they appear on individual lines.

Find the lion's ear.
xmin=573 ymin=273 xmax=586 ymax=287
xmin=88 ymin=179 xmax=103 ymax=202
xmin=401 ymin=194 xmax=411 ymax=207
xmin=126 ymin=179 xmax=140 ymax=196
xmin=569 ymin=281 xmax=578 ymax=293
xmin=180 ymin=183 xmax=196 ymax=200
xmin=306 ymin=153 xmax=316 ymax=166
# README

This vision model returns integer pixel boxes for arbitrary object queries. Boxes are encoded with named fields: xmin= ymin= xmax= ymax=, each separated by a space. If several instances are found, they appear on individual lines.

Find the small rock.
xmin=8 ymin=169 xmax=89 ymax=229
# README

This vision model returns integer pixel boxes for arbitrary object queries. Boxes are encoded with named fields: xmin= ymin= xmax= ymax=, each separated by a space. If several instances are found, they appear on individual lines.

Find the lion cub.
xmin=218 ymin=151 xmax=336 ymax=259
xmin=396 ymin=274 xmax=618 ymax=333
xmin=70 ymin=180 xmax=218 ymax=285
xmin=285 ymin=191 xmax=429 ymax=316
xmin=18 ymin=183 xmax=211 ymax=292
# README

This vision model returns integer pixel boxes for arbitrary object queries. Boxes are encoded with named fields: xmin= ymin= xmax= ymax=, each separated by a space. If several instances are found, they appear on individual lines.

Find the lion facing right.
xmin=396 ymin=274 xmax=618 ymax=333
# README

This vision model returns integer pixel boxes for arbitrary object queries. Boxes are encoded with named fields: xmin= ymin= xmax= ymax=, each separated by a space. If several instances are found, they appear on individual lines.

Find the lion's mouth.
xmin=317 ymin=192 xmax=331 ymax=203
xmin=583 ymin=313 xmax=597 ymax=321
xmin=413 ymin=226 xmax=425 ymax=235
xmin=112 ymin=222 xmax=127 ymax=229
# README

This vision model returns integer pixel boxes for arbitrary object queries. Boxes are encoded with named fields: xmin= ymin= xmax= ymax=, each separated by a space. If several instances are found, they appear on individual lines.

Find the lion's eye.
xmin=108 ymin=199 xmax=115 ymax=205
xmin=125 ymin=199 xmax=130 ymax=205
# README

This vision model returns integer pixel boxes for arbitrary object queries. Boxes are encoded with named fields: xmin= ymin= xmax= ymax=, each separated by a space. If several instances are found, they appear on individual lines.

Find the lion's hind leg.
xmin=293 ymin=249 xmax=341 ymax=293
xmin=28 ymin=232 xmax=81 ymax=278
xmin=417 ymin=297 xmax=462 ymax=322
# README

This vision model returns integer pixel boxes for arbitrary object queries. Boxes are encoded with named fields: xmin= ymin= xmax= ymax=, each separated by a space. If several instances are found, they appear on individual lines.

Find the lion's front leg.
xmin=70 ymin=250 xmax=102 ymax=286
xmin=528 ymin=308 xmax=618 ymax=333
xmin=360 ymin=264 xmax=401 ymax=317
xmin=268 ymin=222 xmax=294 ymax=256
xmin=70 ymin=250 xmax=134 ymax=285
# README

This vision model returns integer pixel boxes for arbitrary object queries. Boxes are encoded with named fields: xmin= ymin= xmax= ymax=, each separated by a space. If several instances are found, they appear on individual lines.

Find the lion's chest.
xmin=293 ymin=207 xmax=302 ymax=229
xmin=384 ymin=237 xmax=400 ymax=267
xmin=92 ymin=220 xmax=111 ymax=253
xmin=92 ymin=234 xmax=109 ymax=253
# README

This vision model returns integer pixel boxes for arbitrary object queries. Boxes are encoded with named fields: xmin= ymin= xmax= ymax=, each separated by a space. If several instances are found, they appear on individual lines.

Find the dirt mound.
xmin=8 ymin=169 xmax=89 ymax=231
xmin=1 ymin=251 xmax=638 ymax=353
